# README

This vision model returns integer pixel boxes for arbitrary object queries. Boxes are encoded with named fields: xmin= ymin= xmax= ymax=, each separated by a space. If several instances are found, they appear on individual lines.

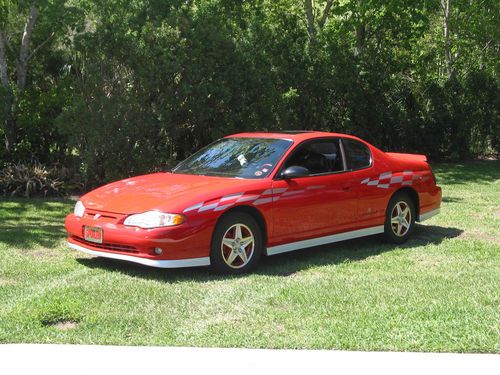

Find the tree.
xmin=440 ymin=0 xmax=453 ymax=79
xmin=0 ymin=0 xmax=81 ymax=155
xmin=1 ymin=0 xmax=499 ymax=189
xmin=304 ymin=0 xmax=335 ymax=41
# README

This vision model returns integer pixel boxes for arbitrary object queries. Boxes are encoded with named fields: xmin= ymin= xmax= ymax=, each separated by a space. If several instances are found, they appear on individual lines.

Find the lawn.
xmin=0 ymin=161 xmax=499 ymax=352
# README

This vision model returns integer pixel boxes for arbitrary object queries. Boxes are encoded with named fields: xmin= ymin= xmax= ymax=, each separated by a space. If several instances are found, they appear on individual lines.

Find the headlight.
xmin=123 ymin=211 xmax=185 ymax=229
xmin=74 ymin=201 xmax=85 ymax=217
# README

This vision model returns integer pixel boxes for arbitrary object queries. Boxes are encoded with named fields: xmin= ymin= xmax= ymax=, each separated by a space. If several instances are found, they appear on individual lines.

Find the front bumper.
xmin=68 ymin=241 xmax=210 ymax=268
xmin=65 ymin=212 xmax=214 ymax=266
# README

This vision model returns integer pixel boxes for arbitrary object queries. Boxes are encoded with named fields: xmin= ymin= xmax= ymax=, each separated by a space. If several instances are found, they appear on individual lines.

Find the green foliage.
xmin=0 ymin=162 xmax=76 ymax=197
xmin=0 ymin=0 xmax=498 ymax=187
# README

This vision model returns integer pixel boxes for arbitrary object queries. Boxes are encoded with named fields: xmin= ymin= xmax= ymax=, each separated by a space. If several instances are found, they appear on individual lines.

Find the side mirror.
xmin=281 ymin=166 xmax=310 ymax=179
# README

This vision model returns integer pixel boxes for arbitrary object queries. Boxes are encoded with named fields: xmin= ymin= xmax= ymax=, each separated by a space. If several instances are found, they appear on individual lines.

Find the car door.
xmin=269 ymin=138 xmax=358 ymax=247
xmin=341 ymin=137 xmax=384 ymax=228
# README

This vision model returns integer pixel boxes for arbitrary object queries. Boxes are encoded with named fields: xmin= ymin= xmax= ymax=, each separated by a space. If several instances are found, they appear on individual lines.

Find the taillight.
xmin=430 ymin=168 xmax=437 ymax=184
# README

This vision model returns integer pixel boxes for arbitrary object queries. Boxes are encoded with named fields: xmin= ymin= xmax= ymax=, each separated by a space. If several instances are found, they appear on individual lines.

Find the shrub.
xmin=0 ymin=162 xmax=75 ymax=197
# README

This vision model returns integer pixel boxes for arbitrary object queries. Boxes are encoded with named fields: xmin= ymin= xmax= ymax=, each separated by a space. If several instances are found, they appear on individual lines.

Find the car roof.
xmin=226 ymin=131 xmax=363 ymax=142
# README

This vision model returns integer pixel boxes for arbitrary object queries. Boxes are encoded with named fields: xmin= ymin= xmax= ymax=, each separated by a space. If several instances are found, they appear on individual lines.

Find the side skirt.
xmin=266 ymin=225 xmax=385 ymax=256
xmin=68 ymin=242 xmax=211 ymax=268
xmin=418 ymin=208 xmax=440 ymax=222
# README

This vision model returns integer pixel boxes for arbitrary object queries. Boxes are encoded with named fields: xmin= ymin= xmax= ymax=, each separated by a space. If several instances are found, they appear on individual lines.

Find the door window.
xmin=283 ymin=139 xmax=345 ymax=175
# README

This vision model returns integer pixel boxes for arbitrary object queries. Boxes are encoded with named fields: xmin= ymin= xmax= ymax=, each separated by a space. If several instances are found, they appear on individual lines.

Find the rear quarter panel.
xmin=357 ymin=146 xmax=441 ymax=226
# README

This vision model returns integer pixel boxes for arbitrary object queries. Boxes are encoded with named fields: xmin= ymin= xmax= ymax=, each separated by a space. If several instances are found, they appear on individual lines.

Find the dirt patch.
xmin=53 ymin=321 xmax=79 ymax=330
xmin=39 ymin=306 xmax=82 ymax=330
xmin=472 ymin=211 xmax=486 ymax=219
xmin=14 ymin=247 xmax=60 ymax=258
xmin=42 ymin=319 xmax=79 ymax=330
xmin=32 ymin=249 xmax=59 ymax=258
xmin=412 ymin=253 xmax=450 ymax=268
xmin=0 ymin=278 xmax=16 ymax=286
xmin=460 ymin=229 xmax=500 ymax=244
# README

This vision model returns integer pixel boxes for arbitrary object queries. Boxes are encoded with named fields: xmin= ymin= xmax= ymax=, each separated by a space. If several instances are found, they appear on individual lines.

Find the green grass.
xmin=0 ymin=161 xmax=499 ymax=352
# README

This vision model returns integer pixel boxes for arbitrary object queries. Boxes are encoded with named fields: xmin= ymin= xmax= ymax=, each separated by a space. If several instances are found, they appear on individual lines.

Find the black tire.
xmin=384 ymin=192 xmax=416 ymax=244
xmin=210 ymin=212 xmax=263 ymax=274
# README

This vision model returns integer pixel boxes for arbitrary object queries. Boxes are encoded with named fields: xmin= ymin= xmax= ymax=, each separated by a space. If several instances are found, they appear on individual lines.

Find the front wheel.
xmin=210 ymin=212 xmax=263 ymax=274
xmin=384 ymin=193 xmax=416 ymax=244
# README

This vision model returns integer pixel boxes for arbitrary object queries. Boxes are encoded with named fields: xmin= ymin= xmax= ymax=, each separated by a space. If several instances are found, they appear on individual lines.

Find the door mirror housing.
xmin=281 ymin=166 xmax=310 ymax=179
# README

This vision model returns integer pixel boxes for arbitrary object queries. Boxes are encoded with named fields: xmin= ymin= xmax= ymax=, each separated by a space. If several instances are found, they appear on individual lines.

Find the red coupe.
xmin=65 ymin=131 xmax=442 ymax=273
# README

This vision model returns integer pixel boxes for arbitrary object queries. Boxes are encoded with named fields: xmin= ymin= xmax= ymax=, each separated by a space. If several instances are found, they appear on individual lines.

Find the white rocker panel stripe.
xmin=266 ymin=225 xmax=385 ymax=256
xmin=68 ymin=242 xmax=210 ymax=268
xmin=418 ymin=208 xmax=440 ymax=222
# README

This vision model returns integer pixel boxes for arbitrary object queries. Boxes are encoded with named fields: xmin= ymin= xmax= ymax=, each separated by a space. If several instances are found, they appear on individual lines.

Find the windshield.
xmin=172 ymin=137 xmax=293 ymax=178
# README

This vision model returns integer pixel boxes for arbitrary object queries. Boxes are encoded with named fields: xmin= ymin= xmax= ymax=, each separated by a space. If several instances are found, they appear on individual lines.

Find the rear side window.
xmin=343 ymin=138 xmax=372 ymax=170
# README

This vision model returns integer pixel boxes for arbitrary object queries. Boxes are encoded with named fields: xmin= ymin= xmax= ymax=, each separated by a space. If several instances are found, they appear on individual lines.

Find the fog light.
xmin=153 ymin=247 xmax=163 ymax=255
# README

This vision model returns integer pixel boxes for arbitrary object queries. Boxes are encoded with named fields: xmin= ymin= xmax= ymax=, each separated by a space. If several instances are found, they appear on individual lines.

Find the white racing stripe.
xmin=220 ymin=192 xmax=244 ymax=202
xmin=253 ymin=197 xmax=273 ymax=205
xmin=361 ymin=170 xmax=429 ymax=189
xmin=183 ymin=188 xmax=291 ymax=214
xmin=183 ymin=202 xmax=204 ymax=213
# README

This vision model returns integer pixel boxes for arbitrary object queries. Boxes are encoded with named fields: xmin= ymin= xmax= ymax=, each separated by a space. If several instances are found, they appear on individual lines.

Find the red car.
xmin=65 ymin=131 xmax=442 ymax=273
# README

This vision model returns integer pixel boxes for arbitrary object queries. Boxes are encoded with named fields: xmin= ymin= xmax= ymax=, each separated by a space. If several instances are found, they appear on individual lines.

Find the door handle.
xmin=342 ymin=184 xmax=351 ymax=191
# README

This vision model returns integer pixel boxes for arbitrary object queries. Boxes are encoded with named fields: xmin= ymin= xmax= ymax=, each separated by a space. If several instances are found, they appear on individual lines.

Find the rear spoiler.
xmin=385 ymin=152 xmax=428 ymax=163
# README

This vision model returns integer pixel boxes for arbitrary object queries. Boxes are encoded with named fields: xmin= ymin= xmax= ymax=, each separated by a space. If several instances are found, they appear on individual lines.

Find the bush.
xmin=0 ymin=162 xmax=77 ymax=197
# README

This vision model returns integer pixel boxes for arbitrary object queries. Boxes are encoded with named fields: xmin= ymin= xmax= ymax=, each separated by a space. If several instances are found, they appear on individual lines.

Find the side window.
xmin=343 ymin=138 xmax=372 ymax=170
xmin=284 ymin=139 xmax=345 ymax=175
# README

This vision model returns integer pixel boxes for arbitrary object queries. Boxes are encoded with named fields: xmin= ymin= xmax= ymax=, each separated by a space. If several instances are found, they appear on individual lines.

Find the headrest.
xmin=309 ymin=142 xmax=337 ymax=155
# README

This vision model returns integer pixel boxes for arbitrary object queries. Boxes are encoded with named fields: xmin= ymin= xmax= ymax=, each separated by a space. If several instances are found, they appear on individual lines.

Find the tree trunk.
xmin=305 ymin=0 xmax=316 ymax=40
xmin=441 ymin=0 xmax=454 ymax=79
xmin=305 ymin=0 xmax=335 ymax=42
xmin=0 ymin=6 xmax=39 ymax=153
xmin=0 ymin=30 xmax=16 ymax=153
xmin=17 ymin=6 xmax=39 ymax=90
xmin=4 ymin=107 xmax=17 ymax=153
xmin=354 ymin=0 xmax=365 ymax=56
xmin=318 ymin=0 xmax=334 ymax=29
xmin=0 ymin=31 xmax=8 ymax=87
xmin=355 ymin=24 xmax=366 ymax=56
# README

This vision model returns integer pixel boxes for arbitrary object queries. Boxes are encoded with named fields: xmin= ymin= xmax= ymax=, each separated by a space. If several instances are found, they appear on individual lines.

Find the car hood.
xmin=81 ymin=172 xmax=267 ymax=214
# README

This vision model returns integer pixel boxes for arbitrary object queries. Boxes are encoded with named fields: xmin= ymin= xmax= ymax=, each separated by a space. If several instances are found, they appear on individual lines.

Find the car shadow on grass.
xmin=257 ymin=224 xmax=463 ymax=276
xmin=76 ymin=224 xmax=463 ymax=282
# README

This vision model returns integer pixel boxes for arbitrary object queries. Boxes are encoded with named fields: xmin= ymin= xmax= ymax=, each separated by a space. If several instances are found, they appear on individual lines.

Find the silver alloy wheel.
xmin=391 ymin=201 xmax=412 ymax=237
xmin=221 ymin=223 xmax=255 ymax=269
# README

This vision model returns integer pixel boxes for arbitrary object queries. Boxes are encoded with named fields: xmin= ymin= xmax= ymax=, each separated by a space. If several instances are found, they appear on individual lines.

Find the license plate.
xmin=84 ymin=226 xmax=103 ymax=244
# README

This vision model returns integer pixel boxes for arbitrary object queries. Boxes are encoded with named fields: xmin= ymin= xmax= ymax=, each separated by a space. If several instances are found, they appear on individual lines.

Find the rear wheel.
xmin=210 ymin=212 xmax=263 ymax=274
xmin=384 ymin=192 xmax=415 ymax=244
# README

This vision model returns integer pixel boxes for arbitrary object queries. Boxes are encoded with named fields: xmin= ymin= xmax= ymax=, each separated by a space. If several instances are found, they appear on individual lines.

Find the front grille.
xmin=84 ymin=210 xmax=126 ymax=223
xmin=72 ymin=235 xmax=138 ymax=253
